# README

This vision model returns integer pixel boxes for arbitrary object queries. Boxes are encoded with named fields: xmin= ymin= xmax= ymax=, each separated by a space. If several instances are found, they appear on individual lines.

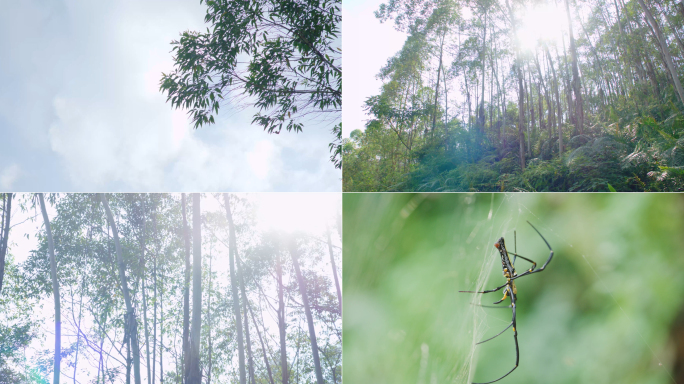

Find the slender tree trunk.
xmin=40 ymin=194 xmax=61 ymax=384
xmin=188 ymin=194 xmax=202 ymax=384
xmin=159 ymin=265 xmax=164 ymax=384
xmin=506 ymin=0 xmax=526 ymax=170
xmin=0 ymin=193 xmax=12 ymax=295
xmin=277 ymin=249 xmax=289 ymax=384
xmin=637 ymin=0 xmax=684 ymax=106
xmin=223 ymin=194 xmax=247 ymax=384
xmin=181 ymin=194 xmax=191 ymax=384
xmin=289 ymin=239 xmax=324 ymax=384
xmin=545 ymin=45 xmax=563 ymax=154
xmin=207 ymin=251 xmax=213 ymax=384
xmin=326 ymin=229 xmax=342 ymax=314
xmin=432 ymin=31 xmax=445 ymax=134
xmin=139 ymin=207 xmax=152 ymax=384
xmin=237 ymin=256 xmax=255 ymax=384
xmin=126 ymin=332 xmax=132 ymax=384
xmin=564 ymin=0 xmax=585 ymax=134
xmin=71 ymin=282 xmax=83 ymax=384
xmin=479 ymin=8 xmax=488 ymax=132
xmin=248 ymin=302 xmax=275 ymax=384
xmin=152 ymin=211 xmax=159 ymax=384
xmin=100 ymin=194 xmax=142 ymax=384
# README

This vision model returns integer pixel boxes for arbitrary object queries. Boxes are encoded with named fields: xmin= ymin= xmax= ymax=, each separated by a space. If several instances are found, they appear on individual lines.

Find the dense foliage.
xmin=343 ymin=0 xmax=684 ymax=191
xmin=0 ymin=194 xmax=341 ymax=384
xmin=161 ymin=0 xmax=342 ymax=168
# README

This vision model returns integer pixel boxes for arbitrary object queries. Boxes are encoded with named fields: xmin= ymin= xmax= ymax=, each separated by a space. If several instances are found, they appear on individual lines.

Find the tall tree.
xmin=181 ymin=194 xmax=191 ymax=384
xmin=223 ymin=194 xmax=247 ymax=384
xmin=277 ymin=244 xmax=289 ymax=384
xmin=187 ymin=194 xmax=202 ymax=384
xmin=289 ymin=239 xmax=324 ymax=384
xmin=637 ymin=0 xmax=684 ymax=107
xmin=39 ymin=194 xmax=61 ymax=384
xmin=100 ymin=193 xmax=142 ymax=384
xmin=326 ymin=228 xmax=342 ymax=314
xmin=0 ymin=193 xmax=12 ymax=295
xmin=564 ymin=0 xmax=585 ymax=134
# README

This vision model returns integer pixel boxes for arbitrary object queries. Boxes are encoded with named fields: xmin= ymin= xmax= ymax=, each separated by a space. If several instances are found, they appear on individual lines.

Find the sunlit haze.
xmin=517 ymin=3 xmax=568 ymax=52
xmin=255 ymin=193 xmax=340 ymax=235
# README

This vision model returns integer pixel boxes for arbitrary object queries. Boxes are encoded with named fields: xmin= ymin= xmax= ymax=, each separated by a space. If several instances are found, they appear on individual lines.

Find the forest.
xmin=343 ymin=0 xmax=684 ymax=191
xmin=0 ymin=193 xmax=341 ymax=384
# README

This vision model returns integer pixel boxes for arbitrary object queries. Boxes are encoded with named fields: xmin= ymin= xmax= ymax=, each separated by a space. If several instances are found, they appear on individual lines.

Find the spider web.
xmin=457 ymin=194 xmax=521 ymax=384
xmin=453 ymin=194 xmax=677 ymax=384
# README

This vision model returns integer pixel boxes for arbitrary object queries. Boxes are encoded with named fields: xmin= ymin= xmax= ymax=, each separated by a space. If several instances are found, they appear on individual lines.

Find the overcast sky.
xmin=0 ymin=0 xmax=341 ymax=192
xmin=342 ymin=0 xmax=406 ymax=138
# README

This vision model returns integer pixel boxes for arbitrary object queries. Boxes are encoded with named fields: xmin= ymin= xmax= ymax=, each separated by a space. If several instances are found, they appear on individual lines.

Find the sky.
xmin=0 ymin=0 xmax=341 ymax=192
xmin=342 ymin=0 xmax=407 ymax=138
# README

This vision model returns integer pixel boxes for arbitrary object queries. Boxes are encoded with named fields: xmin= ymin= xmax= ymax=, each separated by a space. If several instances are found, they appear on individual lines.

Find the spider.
xmin=459 ymin=221 xmax=553 ymax=384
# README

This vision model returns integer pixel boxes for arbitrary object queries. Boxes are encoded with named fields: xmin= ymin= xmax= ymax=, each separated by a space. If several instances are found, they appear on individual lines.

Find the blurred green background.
xmin=343 ymin=193 xmax=684 ymax=384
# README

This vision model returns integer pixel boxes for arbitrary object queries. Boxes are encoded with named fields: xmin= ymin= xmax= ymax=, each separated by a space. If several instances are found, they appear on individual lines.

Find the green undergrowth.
xmin=346 ymin=104 xmax=684 ymax=192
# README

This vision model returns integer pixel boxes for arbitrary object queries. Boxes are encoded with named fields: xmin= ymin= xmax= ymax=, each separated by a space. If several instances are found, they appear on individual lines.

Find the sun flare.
xmin=517 ymin=3 xmax=568 ymax=52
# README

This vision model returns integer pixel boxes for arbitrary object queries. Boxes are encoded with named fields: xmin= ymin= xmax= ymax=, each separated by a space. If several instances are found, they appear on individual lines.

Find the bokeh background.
xmin=344 ymin=193 xmax=684 ymax=384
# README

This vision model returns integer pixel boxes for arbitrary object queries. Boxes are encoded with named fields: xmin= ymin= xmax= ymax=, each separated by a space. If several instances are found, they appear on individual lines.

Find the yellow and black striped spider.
xmin=460 ymin=221 xmax=553 ymax=384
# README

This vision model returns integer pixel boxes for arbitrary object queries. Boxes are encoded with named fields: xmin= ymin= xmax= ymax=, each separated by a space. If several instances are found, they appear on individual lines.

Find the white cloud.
xmin=0 ymin=0 xmax=341 ymax=191
xmin=0 ymin=164 xmax=20 ymax=189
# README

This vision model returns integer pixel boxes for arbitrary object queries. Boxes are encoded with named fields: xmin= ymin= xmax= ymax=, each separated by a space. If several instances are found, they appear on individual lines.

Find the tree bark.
xmin=138 ymin=203 xmax=152 ymax=384
xmin=247 ymin=301 xmax=275 ymax=384
xmin=207 ymin=251 xmax=213 ymax=384
xmin=188 ymin=194 xmax=202 ymax=384
xmin=0 ymin=193 xmax=12 ymax=295
xmin=100 ymin=194 xmax=142 ymax=384
xmin=564 ymin=0 xmax=585 ymax=134
xmin=223 ymin=194 xmax=247 ymax=384
xmin=326 ymin=229 xmax=342 ymax=314
xmin=289 ymin=239 xmax=324 ymax=384
xmin=546 ymin=45 xmax=564 ymax=154
xmin=277 ymin=247 xmax=289 ymax=384
xmin=637 ymin=0 xmax=684 ymax=107
xmin=237 ymin=256 xmax=255 ymax=384
xmin=505 ymin=0 xmax=526 ymax=170
xmin=40 ymin=194 xmax=61 ymax=384
xmin=181 ymin=194 xmax=191 ymax=384
xmin=431 ymin=31 xmax=445 ymax=134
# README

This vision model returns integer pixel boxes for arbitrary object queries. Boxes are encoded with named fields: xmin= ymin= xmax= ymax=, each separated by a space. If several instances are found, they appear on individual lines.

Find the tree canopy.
xmin=0 ymin=193 xmax=341 ymax=384
xmin=161 ymin=0 xmax=342 ymax=168
xmin=344 ymin=0 xmax=684 ymax=191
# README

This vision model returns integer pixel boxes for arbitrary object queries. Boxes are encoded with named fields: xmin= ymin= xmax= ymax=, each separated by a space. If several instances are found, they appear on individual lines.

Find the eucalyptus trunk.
xmin=277 ymin=249 xmax=289 ymax=384
xmin=0 ymin=193 xmax=12 ymax=294
xmin=100 ymin=194 xmax=141 ymax=384
xmin=637 ymin=0 xmax=684 ymax=107
xmin=223 ymin=193 xmax=247 ymax=384
xmin=187 ymin=193 xmax=202 ymax=384
xmin=181 ymin=194 xmax=191 ymax=384
xmin=327 ymin=229 xmax=342 ymax=314
xmin=289 ymin=239 xmax=325 ymax=384
xmin=40 ymin=194 xmax=61 ymax=384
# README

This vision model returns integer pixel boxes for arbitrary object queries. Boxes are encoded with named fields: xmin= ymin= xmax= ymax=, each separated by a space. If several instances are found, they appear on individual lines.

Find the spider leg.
xmin=470 ymin=303 xmax=512 ymax=309
xmin=472 ymin=291 xmax=519 ymax=384
xmin=492 ymin=288 xmax=509 ymax=304
xmin=511 ymin=221 xmax=553 ymax=281
xmin=476 ymin=322 xmax=512 ymax=345
xmin=459 ymin=282 xmax=507 ymax=294
xmin=508 ymin=252 xmax=537 ymax=272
